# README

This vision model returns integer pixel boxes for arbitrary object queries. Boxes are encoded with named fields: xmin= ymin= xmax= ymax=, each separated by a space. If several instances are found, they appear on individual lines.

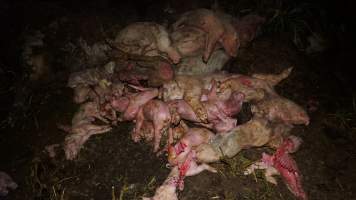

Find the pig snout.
xmin=298 ymin=111 xmax=310 ymax=125
xmin=221 ymin=34 xmax=239 ymax=57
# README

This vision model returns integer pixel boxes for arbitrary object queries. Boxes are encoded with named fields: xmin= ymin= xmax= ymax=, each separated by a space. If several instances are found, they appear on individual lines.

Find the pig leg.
xmin=168 ymin=127 xmax=174 ymax=145
xmin=185 ymin=161 xmax=217 ymax=176
xmin=128 ymin=84 xmax=156 ymax=92
xmin=132 ymin=108 xmax=145 ymax=142
xmin=252 ymin=67 xmax=293 ymax=86
xmin=152 ymin=23 xmax=181 ymax=64
xmin=244 ymin=161 xmax=268 ymax=175
xmin=94 ymin=115 xmax=110 ymax=124
xmin=199 ymin=13 xmax=225 ymax=62
xmin=110 ymin=109 xmax=118 ymax=125
xmin=153 ymin=122 xmax=164 ymax=152
xmin=165 ymin=47 xmax=182 ymax=64
xmin=193 ymin=122 xmax=214 ymax=130
xmin=156 ymin=128 xmax=174 ymax=156
xmin=123 ymin=89 xmax=158 ymax=120
xmin=264 ymin=167 xmax=279 ymax=185
xmin=244 ymin=161 xmax=278 ymax=184
xmin=203 ymin=32 xmax=221 ymax=62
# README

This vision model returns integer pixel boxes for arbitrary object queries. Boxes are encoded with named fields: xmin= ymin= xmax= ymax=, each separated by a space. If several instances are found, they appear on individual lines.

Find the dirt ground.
xmin=1 ymin=2 xmax=356 ymax=200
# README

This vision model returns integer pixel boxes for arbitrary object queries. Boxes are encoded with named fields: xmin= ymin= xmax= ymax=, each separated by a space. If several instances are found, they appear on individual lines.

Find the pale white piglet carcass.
xmin=195 ymin=117 xmax=273 ymax=163
xmin=133 ymin=99 xmax=173 ymax=152
xmin=251 ymin=95 xmax=310 ymax=126
xmin=170 ymin=9 xmax=239 ymax=75
xmin=67 ymin=61 xmax=116 ymax=88
xmin=59 ymin=102 xmax=113 ymax=160
xmin=162 ymin=73 xmax=236 ymax=123
xmin=171 ymin=25 xmax=230 ymax=75
xmin=172 ymin=9 xmax=238 ymax=62
xmin=114 ymin=22 xmax=181 ymax=64
xmin=142 ymin=167 xmax=180 ymax=200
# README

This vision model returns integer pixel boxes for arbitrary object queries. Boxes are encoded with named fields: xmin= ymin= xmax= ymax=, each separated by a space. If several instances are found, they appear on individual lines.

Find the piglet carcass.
xmin=142 ymin=167 xmax=180 ymax=200
xmin=114 ymin=22 xmax=181 ymax=64
xmin=172 ymin=9 xmax=238 ymax=62
xmin=71 ymin=102 xmax=110 ymax=125
xmin=171 ymin=26 xmax=206 ymax=57
xmin=67 ymin=61 xmax=115 ymax=88
xmin=174 ymin=150 xmax=217 ymax=191
xmin=0 ymin=171 xmax=17 ymax=196
xmin=219 ymin=67 xmax=293 ymax=101
xmin=133 ymin=120 xmax=188 ymax=150
xmin=168 ymin=128 xmax=217 ymax=190
xmin=162 ymin=73 xmax=234 ymax=122
xmin=133 ymin=100 xmax=173 ymax=152
xmin=168 ymin=91 xmax=244 ymax=133
xmin=59 ymin=102 xmax=113 ymax=160
xmin=170 ymin=21 xmax=231 ymax=75
xmin=116 ymin=59 xmax=174 ymax=87
xmin=168 ymin=127 xmax=215 ymax=166
xmin=111 ymin=87 xmax=159 ymax=121
xmin=195 ymin=117 xmax=272 ymax=163
xmin=73 ymin=81 xmax=125 ymax=105
xmin=251 ymin=95 xmax=310 ymax=125
xmin=61 ymin=121 xmax=112 ymax=160
xmin=244 ymin=136 xmax=307 ymax=200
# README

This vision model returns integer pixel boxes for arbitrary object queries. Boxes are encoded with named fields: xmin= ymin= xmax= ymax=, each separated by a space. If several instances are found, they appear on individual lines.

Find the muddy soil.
xmin=1 ymin=2 xmax=356 ymax=200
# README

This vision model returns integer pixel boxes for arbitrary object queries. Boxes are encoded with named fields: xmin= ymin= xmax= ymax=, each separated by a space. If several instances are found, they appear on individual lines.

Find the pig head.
xmin=251 ymin=96 xmax=310 ymax=125
xmin=234 ymin=14 xmax=266 ymax=47
xmin=114 ymin=22 xmax=181 ymax=64
xmin=172 ymin=9 xmax=238 ymax=62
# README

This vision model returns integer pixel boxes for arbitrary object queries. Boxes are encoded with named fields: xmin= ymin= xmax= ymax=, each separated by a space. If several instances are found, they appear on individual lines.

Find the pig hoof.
xmin=210 ymin=168 xmax=218 ymax=173
xmin=156 ymin=150 xmax=165 ymax=157
xmin=153 ymin=146 xmax=159 ymax=153
xmin=132 ymin=134 xmax=140 ymax=142
xmin=205 ymin=165 xmax=218 ymax=173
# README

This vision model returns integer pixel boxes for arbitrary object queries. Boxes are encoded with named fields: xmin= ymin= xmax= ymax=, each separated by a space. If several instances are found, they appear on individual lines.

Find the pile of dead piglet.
xmin=55 ymin=9 xmax=309 ymax=200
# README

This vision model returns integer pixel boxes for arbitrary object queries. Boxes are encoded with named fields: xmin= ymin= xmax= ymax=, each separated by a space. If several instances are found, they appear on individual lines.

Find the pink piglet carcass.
xmin=167 ymin=128 xmax=217 ymax=190
xmin=111 ymin=88 xmax=159 ymax=121
xmin=133 ymin=99 xmax=173 ymax=152
xmin=245 ymin=136 xmax=307 ymax=200
xmin=168 ymin=91 xmax=244 ymax=133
